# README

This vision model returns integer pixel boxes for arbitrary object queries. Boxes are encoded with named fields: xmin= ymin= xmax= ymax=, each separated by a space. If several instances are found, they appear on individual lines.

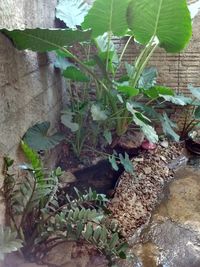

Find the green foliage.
xmin=1 ymin=0 xmax=194 ymax=168
xmin=180 ymin=85 xmax=200 ymax=139
xmin=23 ymin=122 xmax=65 ymax=151
xmin=195 ymin=107 xmax=200 ymax=119
xmin=126 ymin=103 xmax=158 ymax=143
xmin=61 ymin=111 xmax=80 ymax=132
xmin=91 ymin=104 xmax=108 ymax=121
xmin=0 ymin=226 xmax=23 ymax=261
xmin=63 ymin=66 xmax=90 ymax=82
xmin=21 ymin=141 xmax=44 ymax=183
xmin=56 ymin=0 xmax=92 ymax=29
xmin=127 ymin=0 xmax=192 ymax=52
xmin=3 ymin=148 xmax=128 ymax=263
xmin=82 ymin=0 xmax=130 ymax=38
xmin=138 ymin=67 xmax=157 ymax=89
xmin=161 ymin=94 xmax=192 ymax=106
xmin=160 ymin=113 xmax=180 ymax=142
xmin=61 ymin=102 xmax=89 ymax=157
xmin=2 ymin=29 xmax=91 ymax=52
xmin=109 ymin=151 xmax=134 ymax=174
xmin=144 ymin=86 xmax=174 ymax=99
xmin=188 ymin=84 xmax=200 ymax=100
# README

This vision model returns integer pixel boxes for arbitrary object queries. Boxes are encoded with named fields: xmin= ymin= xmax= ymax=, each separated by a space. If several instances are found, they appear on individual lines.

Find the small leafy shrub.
xmin=2 ymin=142 xmax=128 ymax=264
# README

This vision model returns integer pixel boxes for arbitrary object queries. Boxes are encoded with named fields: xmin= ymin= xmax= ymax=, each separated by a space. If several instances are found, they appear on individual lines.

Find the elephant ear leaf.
xmin=82 ymin=0 xmax=130 ymax=38
xmin=160 ymin=113 xmax=180 ymax=142
xmin=127 ymin=0 xmax=192 ymax=52
xmin=23 ymin=122 xmax=65 ymax=151
xmin=1 ymin=28 xmax=91 ymax=52
xmin=56 ymin=0 xmax=93 ymax=29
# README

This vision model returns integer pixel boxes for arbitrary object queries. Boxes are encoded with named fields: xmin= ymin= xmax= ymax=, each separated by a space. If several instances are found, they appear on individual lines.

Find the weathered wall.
xmin=0 ymin=0 xmax=66 ymax=234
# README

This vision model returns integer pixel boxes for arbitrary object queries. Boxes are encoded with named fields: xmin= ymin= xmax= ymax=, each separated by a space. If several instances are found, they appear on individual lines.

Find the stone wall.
xmin=0 ymin=0 xmax=66 ymax=234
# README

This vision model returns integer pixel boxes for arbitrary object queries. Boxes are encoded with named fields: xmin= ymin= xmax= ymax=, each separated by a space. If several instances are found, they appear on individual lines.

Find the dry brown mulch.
xmin=109 ymin=142 xmax=184 ymax=237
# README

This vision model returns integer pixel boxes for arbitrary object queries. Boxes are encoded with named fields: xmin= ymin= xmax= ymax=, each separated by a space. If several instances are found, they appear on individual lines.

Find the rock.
xmin=168 ymin=155 xmax=188 ymax=170
xmin=141 ymin=141 xmax=157 ymax=150
xmin=143 ymin=167 xmax=152 ymax=175
xmin=43 ymin=242 xmax=107 ymax=267
xmin=59 ymin=171 xmax=77 ymax=187
xmin=4 ymin=253 xmax=48 ymax=267
xmin=160 ymin=155 xmax=167 ymax=162
xmin=92 ymin=157 xmax=103 ymax=165
xmin=134 ymin=157 xmax=144 ymax=162
xmin=116 ymin=130 xmax=144 ymax=155
xmin=131 ymin=167 xmax=200 ymax=267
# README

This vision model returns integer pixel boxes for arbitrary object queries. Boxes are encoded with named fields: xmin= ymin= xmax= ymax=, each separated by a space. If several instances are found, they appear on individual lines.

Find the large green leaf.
xmin=127 ymin=0 xmax=192 ymax=52
xmin=82 ymin=0 xmax=130 ymax=38
xmin=61 ymin=112 xmax=79 ymax=132
xmin=63 ymin=66 xmax=90 ymax=82
xmin=126 ymin=103 xmax=158 ymax=143
xmin=91 ymin=104 xmax=108 ymax=121
xmin=195 ymin=107 xmax=200 ymax=119
xmin=119 ymin=153 xmax=134 ymax=174
xmin=160 ymin=113 xmax=179 ymax=142
xmin=0 ymin=226 xmax=23 ymax=260
xmin=162 ymin=94 xmax=192 ymax=106
xmin=95 ymin=33 xmax=119 ymax=71
xmin=23 ymin=122 xmax=65 ymax=151
xmin=117 ymin=84 xmax=139 ymax=97
xmin=144 ymin=86 xmax=175 ymax=99
xmin=1 ymin=28 xmax=91 ymax=52
xmin=108 ymin=154 xmax=119 ymax=171
xmin=54 ymin=56 xmax=74 ymax=70
xmin=188 ymin=84 xmax=200 ymax=100
xmin=138 ymin=67 xmax=157 ymax=89
xmin=56 ymin=0 xmax=93 ymax=29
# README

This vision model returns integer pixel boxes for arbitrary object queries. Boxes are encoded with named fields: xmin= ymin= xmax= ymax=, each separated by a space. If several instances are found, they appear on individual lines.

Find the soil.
xmin=58 ymin=130 xmax=143 ymax=172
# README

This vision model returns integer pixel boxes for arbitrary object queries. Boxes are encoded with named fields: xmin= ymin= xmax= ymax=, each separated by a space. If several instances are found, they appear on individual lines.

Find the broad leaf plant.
xmin=1 ymin=0 xmax=193 ymax=160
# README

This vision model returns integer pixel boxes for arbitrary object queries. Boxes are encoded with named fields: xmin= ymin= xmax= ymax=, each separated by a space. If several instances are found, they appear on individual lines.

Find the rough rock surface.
xmin=130 ymin=166 xmax=200 ymax=267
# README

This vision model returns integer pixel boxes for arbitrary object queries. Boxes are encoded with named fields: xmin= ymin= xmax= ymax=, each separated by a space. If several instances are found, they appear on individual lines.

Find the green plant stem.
xmin=180 ymin=98 xmax=198 ymax=137
xmin=145 ymin=98 xmax=157 ymax=106
xmin=117 ymin=38 xmax=159 ymax=136
xmin=19 ymin=178 xmax=37 ymax=230
xmin=84 ymin=145 xmax=122 ymax=162
xmin=119 ymin=36 xmax=133 ymax=64
xmin=113 ymin=36 xmax=132 ymax=79
xmin=106 ymin=31 xmax=112 ymax=72
xmin=183 ymin=119 xmax=200 ymax=135
xmin=131 ymin=38 xmax=159 ymax=88
xmin=61 ymin=47 xmax=109 ymax=92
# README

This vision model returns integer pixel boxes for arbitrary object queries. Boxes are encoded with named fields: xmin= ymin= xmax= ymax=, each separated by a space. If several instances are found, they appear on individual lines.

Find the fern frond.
xmin=0 ymin=226 xmax=23 ymax=260
xmin=21 ymin=141 xmax=44 ymax=184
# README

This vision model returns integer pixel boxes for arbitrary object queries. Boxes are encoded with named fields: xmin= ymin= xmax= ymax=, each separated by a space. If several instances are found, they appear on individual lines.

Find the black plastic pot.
xmin=185 ymin=130 xmax=200 ymax=155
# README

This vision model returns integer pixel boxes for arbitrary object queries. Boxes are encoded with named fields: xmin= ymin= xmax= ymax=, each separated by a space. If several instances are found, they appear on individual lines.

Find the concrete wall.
xmin=0 ymin=0 xmax=66 ymax=231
